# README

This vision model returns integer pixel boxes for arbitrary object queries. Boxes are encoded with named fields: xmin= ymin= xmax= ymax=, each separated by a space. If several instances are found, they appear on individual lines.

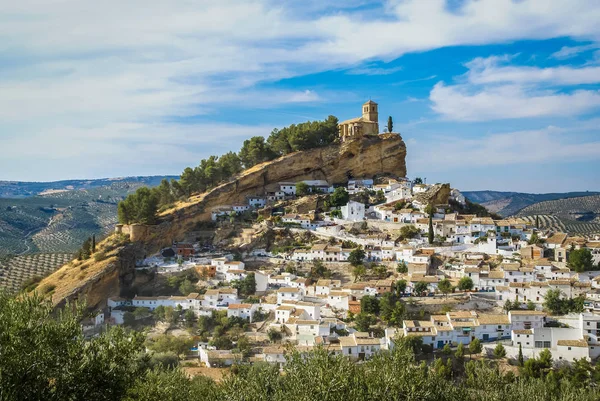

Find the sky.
xmin=1 ymin=0 xmax=600 ymax=192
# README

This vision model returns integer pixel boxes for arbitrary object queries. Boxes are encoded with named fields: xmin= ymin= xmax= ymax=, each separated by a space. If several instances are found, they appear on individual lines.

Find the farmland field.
xmin=0 ymin=253 xmax=73 ymax=294
xmin=517 ymin=195 xmax=600 ymax=235
xmin=0 ymin=177 xmax=172 ymax=256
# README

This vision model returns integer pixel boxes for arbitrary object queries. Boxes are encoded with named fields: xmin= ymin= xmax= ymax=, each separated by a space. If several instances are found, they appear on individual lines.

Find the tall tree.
xmin=414 ymin=281 xmax=429 ymax=295
xmin=348 ymin=248 xmax=366 ymax=267
xmin=568 ymin=248 xmax=594 ymax=272
xmin=387 ymin=116 xmax=393 ymax=133
xmin=458 ymin=277 xmax=474 ymax=292
xmin=438 ymin=278 xmax=453 ymax=298
xmin=518 ymin=343 xmax=525 ymax=366
xmin=0 ymin=293 xmax=146 ymax=400
xmin=295 ymin=181 xmax=310 ymax=196
xmin=239 ymin=136 xmax=275 ymax=169
xmin=428 ymin=212 xmax=434 ymax=245
xmin=327 ymin=187 xmax=350 ymax=208
xmin=493 ymin=342 xmax=506 ymax=358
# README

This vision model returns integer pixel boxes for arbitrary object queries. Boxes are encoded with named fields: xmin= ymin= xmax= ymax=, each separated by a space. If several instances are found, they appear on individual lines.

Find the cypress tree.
xmin=428 ymin=213 xmax=434 ymax=244
xmin=387 ymin=116 xmax=393 ymax=133
xmin=518 ymin=343 xmax=524 ymax=366
xmin=91 ymin=234 xmax=96 ymax=254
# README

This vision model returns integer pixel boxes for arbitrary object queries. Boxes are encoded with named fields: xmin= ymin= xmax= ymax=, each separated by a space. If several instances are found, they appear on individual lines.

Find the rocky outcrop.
xmin=124 ymin=133 xmax=407 ymax=252
xmin=40 ymin=240 xmax=144 ymax=309
xmin=413 ymin=183 xmax=451 ymax=206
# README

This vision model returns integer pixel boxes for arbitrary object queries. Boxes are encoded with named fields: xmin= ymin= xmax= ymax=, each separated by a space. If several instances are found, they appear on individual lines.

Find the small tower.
xmin=362 ymin=100 xmax=378 ymax=123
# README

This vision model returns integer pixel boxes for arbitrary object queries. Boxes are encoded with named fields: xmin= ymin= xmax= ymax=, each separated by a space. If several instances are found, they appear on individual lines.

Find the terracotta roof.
xmin=546 ymin=232 xmax=568 ymax=245
xmin=513 ymin=329 xmax=533 ymax=335
xmin=487 ymin=271 xmax=505 ymax=279
xmin=509 ymin=310 xmax=546 ymax=316
xmin=228 ymin=303 xmax=252 ymax=309
xmin=557 ymin=339 xmax=588 ymax=347
xmin=404 ymin=320 xmax=434 ymax=328
xmin=476 ymin=314 xmax=510 ymax=325
xmin=278 ymin=287 xmax=301 ymax=293
xmin=548 ymin=280 xmax=571 ymax=286
xmin=448 ymin=311 xmax=477 ymax=318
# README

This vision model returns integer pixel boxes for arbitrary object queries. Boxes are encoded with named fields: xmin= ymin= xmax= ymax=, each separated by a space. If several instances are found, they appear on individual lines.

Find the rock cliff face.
xmin=44 ymin=134 xmax=406 ymax=308
xmin=413 ymin=183 xmax=451 ymax=206
xmin=39 ymin=239 xmax=143 ymax=309
xmin=124 ymin=133 xmax=407 ymax=252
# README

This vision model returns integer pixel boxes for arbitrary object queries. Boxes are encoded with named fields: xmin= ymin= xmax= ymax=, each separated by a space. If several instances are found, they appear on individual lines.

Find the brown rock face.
xmin=126 ymin=133 xmax=407 ymax=251
xmin=413 ymin=183 xmax=451 ymax=206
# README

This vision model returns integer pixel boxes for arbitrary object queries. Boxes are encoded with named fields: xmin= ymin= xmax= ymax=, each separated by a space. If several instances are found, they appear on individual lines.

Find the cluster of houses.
xmin=197 ymin=309 xmax=600 ymax=368
xmin=211 ymin=179 xmax=337 ymax=221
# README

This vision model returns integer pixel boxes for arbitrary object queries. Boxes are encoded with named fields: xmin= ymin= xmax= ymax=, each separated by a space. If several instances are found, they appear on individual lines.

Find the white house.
xmin=227 ymin=303 xmax=258 ymax=322
xmin=276 ymin=287 xmax=304 ymax=304
xmin=279 ymin=182 xmax=296 ymax=196
xmin=247 ymin=196 xmax=267 ymax=208
xmin=340 ymin=201 xmax=365 ymax=221
xmin=338 ymin=333 xmax=383 ymax=360
xmin=347 ymin=178 xmax=374 ymax=194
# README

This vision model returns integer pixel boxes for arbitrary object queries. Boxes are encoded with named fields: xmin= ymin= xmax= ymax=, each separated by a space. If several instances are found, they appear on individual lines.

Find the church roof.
xmin=339 ymin=116 xmax=378 ymax=125
xmin=363 ymin=100 xmax=378 ymax=105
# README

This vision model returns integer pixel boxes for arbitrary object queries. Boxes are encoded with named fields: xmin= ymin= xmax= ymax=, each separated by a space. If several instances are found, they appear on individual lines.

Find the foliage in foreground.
xmin=1 ymin=292 xmax=599 ymax=401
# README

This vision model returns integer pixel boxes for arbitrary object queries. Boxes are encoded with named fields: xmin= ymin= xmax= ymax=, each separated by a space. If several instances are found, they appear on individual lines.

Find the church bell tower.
xmin=362 ymin=100 xmax=378 ymax=123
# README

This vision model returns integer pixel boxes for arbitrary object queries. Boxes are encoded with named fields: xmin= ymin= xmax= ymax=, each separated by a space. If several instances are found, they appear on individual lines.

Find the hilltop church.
xmin=338 ymin=100 xmax=379 ymax=142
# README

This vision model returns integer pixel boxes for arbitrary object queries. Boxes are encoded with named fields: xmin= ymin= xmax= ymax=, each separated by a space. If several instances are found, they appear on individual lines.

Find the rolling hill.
xmin=0 ymin=176 xmax=177 ymax=198
xmin=0 ymin=177 xmax=175 ymax=257
xmin=463 ymin=191 xmax=600 ymax=217
xmin=516 ymin=194 xmax=600 ymax=235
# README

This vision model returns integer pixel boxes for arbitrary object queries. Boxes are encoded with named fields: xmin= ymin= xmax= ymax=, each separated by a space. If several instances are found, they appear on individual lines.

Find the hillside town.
xmin=88 ymin=102 xmax=600 ymax=370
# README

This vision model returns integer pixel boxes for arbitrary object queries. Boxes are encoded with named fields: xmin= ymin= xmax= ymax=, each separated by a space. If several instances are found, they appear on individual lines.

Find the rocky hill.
xmin=121 ymin=133 xmax=406 ymax=250
xmin=37 ymin=133 xmax=407 ymax=308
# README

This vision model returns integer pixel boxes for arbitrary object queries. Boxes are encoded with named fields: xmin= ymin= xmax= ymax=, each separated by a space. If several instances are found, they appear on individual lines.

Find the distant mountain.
xmin=0 ymin=176 xmax=178 ymax=199
xmin=463 ymin=191 xmax=600 ymax=217
xmin=0 ymin=176 xmax=175 ymax=256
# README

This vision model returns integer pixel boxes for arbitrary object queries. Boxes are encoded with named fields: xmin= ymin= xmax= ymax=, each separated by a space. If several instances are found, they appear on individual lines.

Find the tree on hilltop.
xmin=387 ymin=116 xmax=393 ymax=133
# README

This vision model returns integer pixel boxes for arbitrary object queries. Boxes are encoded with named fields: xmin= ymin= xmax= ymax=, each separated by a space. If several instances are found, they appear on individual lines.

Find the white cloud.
xmin=429 ymin=54 xmax=600 ymax=121
xmin=3 ymin=0 xmax=600 ymax=178
xmin=551 ymin=44 xmax=599 ymax=59
xmin=465 ymin=55 xmax=600 ymax=86
xmin=0 ymin=122 xmax=272 ymax=181
xmin=409 ymin=125 xmax=600 ymax=171
xmin=430 ymin=82 xmax=600 ymax=121
xmin=346 ymin=64 xmax=403 ymax=76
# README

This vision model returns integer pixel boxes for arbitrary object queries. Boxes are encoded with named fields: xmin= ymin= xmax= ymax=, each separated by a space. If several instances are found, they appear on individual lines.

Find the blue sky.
xmin=1 ymin=0 xmax=600 ymax=192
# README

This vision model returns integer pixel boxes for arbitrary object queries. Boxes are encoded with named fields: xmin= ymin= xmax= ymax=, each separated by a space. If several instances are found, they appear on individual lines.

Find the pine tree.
xmin=493 ymin=342 xmax=506 ymax=358
xmin=387 ymin=116 xmax=393 ymax=133
xmin=455 ymin=342 xmax=464 ymax=362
